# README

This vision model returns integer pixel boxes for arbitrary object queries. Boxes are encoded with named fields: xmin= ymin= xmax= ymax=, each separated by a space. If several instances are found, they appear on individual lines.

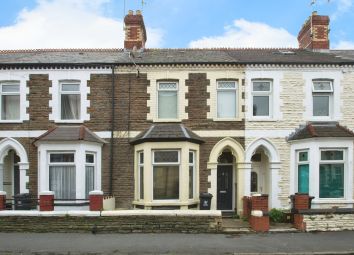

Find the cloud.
xmin=0 ymin=0 xmax=163 ymax=49
xmin=188 ymin=19 xmax=297 ymax=48
xmin=331 ymin=0 xmax=353 ymax=20
xmin=333 ymin=40 xmax=354 ymax=49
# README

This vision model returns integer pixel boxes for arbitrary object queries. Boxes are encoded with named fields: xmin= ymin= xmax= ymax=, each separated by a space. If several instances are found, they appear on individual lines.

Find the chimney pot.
xmin=136 ymin=10 xmax=142 ymax=15
xmin=128 ymin=10 xmax=133 ymax=15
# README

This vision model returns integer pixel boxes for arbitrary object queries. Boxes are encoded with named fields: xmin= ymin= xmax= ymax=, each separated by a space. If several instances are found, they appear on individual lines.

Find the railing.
xmin=5 ymin=196 xmax=39 ymax=210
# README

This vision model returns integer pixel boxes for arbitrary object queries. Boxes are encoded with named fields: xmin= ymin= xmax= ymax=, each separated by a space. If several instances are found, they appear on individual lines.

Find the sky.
xmin=0 ymin=0 xmax=353 ymax=50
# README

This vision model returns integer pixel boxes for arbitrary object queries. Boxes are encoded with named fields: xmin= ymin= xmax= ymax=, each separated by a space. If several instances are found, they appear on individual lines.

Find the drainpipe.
xmin=109 ymin=65 xmax=116 ymax=196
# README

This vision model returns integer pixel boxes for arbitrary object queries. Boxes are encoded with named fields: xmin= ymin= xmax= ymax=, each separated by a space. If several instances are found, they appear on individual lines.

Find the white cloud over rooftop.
xmin=0 ymin=0 xmax=163 ymax=49
xmin=189 ymin=19 xmax=298 ymax=49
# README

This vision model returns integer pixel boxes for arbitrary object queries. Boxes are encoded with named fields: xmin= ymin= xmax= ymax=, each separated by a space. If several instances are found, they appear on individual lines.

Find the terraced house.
xmin=0 ymin=11 xmax=353 ymax=214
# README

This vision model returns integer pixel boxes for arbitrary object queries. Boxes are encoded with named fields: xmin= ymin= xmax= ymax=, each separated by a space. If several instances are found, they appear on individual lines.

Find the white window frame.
xmin=319 ymin=149 xmax=346 ymax=199
xmin=59 ymin=81 xmax=81 ymax=121
xmin=0 ymin=82 xmax=22 ymax=122
xmin=152 ymin=150 xmax=181 ymax=202
xmin=295 ymin=150 xmax=310 ymax=193
xmin=157 ymin=81 xmax=179 ymax=121
xmin=216 ymin=80 xmax=238 ymax=120
xmin=48 ymin=152 xmax=76 ymax=200
xmin=290 ymin=139 xmax=353 ymax=208
xmin=85 ymin=152 xmax=96 ymax=199
xmin=137 ymin=151 xmax=144 ymax=200
xmin=251 ymin=79 xmax=273 ymax=118
xmin=312 ymin=80 xmax=334 ymax=119
xmin=189 ymin=150 xmax=196 ymax=200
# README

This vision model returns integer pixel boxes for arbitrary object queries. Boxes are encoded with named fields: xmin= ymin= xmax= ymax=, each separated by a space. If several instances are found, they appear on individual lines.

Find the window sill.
xmin=0 ymin=120 xmax=23 ymax=123
xmin=247 ymin=118 xmax=278 ymax=122
xmin=153 ymin=119 xmax=182 ymax=123
xmin=55 ymin=120 xmax=85 ymax=124
xmin=312 ymin=199 xmax=354 ymax=204
xmin=133 ymin=199 xmax=198 ymax=207
xmin=213 ymin=118 xmax=243 ymax=122
xmin=306 ymin=117 xmax=336 ymax=122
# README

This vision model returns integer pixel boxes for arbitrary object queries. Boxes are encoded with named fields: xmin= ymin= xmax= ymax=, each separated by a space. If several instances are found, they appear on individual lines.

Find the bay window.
xmin=158 ymin=82 xmax=178 ymax=119
xmin=297 ymin=151 xmax=309 ymax=193
xmin=60 ymin=82 xmax=81 ymax=120
xmin=189 ymin=151 xmax=196 ymax=199
xmin=217 ymin=81 xmax=237 ymax=119
xmin=138 ymin=151 xmax=144 ymax=200
xmin=252 ymin=80 xmax=272 ymax=117
xmin=312 ymin=80 xmax=333 ymax=117
xmin=85 ymin=153 xmax=95 ymax=199
xmin=319 ymin=150 xmax=344 ymax=198
xmin=0 ymin=83 xmax=20 ymax=120
xmin=49 ymin=153 xmax=76 ymax=199
xmin=153 ymin=150 xmax=180 ymax=200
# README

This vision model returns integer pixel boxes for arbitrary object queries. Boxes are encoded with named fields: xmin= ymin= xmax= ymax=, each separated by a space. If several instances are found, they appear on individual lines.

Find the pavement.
xmin=1 ymin=231 xmax=354 ymax=254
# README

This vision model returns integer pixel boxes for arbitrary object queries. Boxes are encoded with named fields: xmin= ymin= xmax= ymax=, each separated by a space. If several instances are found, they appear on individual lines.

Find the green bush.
xmin=269 ymin=208 xmax=284 ymax=223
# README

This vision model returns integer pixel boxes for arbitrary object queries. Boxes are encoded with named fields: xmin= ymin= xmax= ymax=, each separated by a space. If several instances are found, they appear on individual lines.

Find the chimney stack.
xmin=298 ymin=12 xmax=330 ymax=50
xmin=124 ymin=10 xmax=147 ymax=51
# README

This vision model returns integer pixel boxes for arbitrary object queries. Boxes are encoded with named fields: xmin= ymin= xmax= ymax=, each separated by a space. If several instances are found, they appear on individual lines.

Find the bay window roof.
xmin=34 ymin=125 xmax=107 ymax=144
xmin=130 ymin=124 xmax=204 ymax=145
xmin=287 ymin=122 xmax=354 ymax=141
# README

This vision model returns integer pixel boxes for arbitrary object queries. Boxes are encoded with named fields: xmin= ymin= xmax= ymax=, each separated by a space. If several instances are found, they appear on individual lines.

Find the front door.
xmin=217 ymin=165 xmax=233 ymax=210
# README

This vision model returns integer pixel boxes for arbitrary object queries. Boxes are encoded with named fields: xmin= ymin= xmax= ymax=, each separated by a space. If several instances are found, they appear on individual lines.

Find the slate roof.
xmin=0 ymin=48 xmax=354 ymax=67
xmin=287 ymin=122 xmax=354 ymax=141
xmin=130 ymin=124 xmax=204 ymax=145
xmin=34 ymin=125 xmax=107 ymax=144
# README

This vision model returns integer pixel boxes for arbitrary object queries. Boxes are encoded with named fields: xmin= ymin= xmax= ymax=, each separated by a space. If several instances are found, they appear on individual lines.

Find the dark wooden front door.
xmin=217 ymin=165 xmax=233 ymax=210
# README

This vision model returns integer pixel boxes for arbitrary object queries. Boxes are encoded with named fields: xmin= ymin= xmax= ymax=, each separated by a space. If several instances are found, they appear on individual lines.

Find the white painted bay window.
xmin=153 ymin=150 xmax=180 ymax=200
xmin=60 ymin=82 xmax=81 ymax=120
xmin=157 ymin=82 xmax=178 ymax=119
xmin=0 ymin=83 xmax=20 ymax=121
xmin=297 ymin=151 xmax=309 ymax=194
xmin=252 ymin=80 xmax=272 ymax=117
xmin=138 ymin=151 xmax=144 ymax=200
xmin=319 ymin=150 xmax=345 ymax=199
xmin=217 ymin=81 xmax=237 ymax=119
xmin=312 ymin=80 xmax=333 ymax=117
xmin=85 ymin=153 xmax=95 ymax=199
xmin=189 ymin=151 xmax=196 ymax=199
xmin=49 ymin=153 xmax=76 ymax=199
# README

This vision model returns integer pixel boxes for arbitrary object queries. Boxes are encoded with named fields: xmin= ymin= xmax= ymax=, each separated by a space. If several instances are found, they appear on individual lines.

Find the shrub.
xmin=269 ymin=208 xmax=284 ymax=223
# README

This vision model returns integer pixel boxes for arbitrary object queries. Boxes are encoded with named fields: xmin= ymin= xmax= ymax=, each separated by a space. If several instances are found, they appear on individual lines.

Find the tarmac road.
xmin=0 ymin=231 xmax=354 ymax=254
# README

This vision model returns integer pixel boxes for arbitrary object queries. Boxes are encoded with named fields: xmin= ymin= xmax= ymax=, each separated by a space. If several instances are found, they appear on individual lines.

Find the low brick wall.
xmin=0 ymin=210 xmax=222 ymax=233
xmin=303 ymin=213 xmax=354 ymax=232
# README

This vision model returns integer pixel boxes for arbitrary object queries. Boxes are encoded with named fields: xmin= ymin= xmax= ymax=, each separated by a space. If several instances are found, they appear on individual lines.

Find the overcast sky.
xmin=0 ymin=0 xmax=353 ymax=49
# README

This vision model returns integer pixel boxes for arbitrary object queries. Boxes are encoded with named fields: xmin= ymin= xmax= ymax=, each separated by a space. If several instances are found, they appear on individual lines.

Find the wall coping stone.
xmin=0 ymin=210 xmax=222 ymax=217
xmin=0 ymin=191 xmax=6 ymax=196
xmin=39 ymin=191 xmax=54 ymax=196
xmin=298 ymin=208 xmax=354 ymax=215
xmin=89 ymin=190 xmax=104 ymax=195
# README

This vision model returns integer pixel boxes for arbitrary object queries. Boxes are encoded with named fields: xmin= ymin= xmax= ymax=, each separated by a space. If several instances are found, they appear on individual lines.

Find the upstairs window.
xmin=217 ymin=81 xmax=237 ymax=119
xmin=60 ymin=82 xmax=81 ymax=120
xmin=252 ymin=80 xmax=272 ymax=117
xmin=158 ymin=82 xmax=178 ymax=119
xmin=0 ymin=83 xmax=20 ymax=120
xmin=312 ymin=80 xmax=333 ymax=117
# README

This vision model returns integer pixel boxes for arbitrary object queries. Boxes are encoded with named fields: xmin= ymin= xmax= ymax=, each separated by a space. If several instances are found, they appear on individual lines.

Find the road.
xmin=0 ymin=231 xmax=354 ymax=254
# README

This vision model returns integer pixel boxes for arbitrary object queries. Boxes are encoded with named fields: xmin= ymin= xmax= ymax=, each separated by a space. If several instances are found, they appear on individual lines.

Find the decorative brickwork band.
xmin=39 ymin=191 xmax=54 ymax=211
xmin=89 ymin=190 xmax=104 ymax=211
xmin=0 ymin=191 xmax=6 ymax=211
